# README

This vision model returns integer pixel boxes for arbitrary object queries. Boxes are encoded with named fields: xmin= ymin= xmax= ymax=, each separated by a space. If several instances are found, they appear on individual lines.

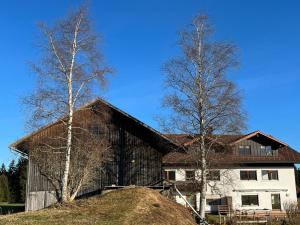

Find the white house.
xmin=163 ymin=131 xmax=300 ymax=213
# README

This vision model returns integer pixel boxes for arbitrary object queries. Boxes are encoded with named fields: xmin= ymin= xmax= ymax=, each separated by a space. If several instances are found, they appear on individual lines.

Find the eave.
xmin=10 ymin=98 xmax=181 ymax=155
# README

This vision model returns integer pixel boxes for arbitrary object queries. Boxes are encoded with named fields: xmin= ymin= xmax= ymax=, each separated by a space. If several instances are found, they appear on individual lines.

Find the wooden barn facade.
xmin=10 ymin=99 xmax=178 ymax=211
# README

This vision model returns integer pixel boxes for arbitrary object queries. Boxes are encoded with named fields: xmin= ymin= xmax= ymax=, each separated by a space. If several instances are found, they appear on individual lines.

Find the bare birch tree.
xmin=29 ymin=110 xmax=111 ymax=201
xmin=24 ymin=5 xmax=112 ymax=202
xmin=161 ymin=15 xmax=246 ymax=217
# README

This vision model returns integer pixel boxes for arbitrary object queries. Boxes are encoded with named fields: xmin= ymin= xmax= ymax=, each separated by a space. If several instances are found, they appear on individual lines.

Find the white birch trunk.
xmin=199 ymin=134 xmax=207 ymax=218
xmin=61 ymin=77 xmax=74 ymax=202
xmin=196 ymin=22 xmax=208 ymax=219
xmin=61 ymin=24 xmax=79 ymax=202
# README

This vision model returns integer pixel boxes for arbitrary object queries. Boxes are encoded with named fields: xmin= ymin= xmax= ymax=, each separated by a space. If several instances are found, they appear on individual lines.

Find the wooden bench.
xmin=234 ymin=210 xmax=270 ymax=225
xmin=218 ymin=205 xmax=231 ymax=215
xmin=270 ymin=211 xmax=286 ymax=218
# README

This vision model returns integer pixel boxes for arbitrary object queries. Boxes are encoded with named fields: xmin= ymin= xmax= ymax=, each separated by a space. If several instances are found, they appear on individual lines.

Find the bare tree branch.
xmin=161 ymin=14 xmax=246 ymax=217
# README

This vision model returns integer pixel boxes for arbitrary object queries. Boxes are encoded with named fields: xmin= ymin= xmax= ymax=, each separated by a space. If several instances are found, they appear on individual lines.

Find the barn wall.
xmin=26 ymin=191 xmax=57 ymax=211
xmin=25 ymin=107 xmax=164 ymax=211
xmin=25 ymin=158 xmax=57 ymax=211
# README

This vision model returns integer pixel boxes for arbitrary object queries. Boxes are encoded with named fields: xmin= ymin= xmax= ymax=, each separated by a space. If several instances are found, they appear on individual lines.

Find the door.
xmin=186 ymin=194 xmax=197 ymax=210
xmin=271 ymin=194 xmax=281 ymax=210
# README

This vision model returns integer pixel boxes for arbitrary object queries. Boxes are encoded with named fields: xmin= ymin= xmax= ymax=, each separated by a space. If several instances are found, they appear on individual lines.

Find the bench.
xmin=234 ymin=210 xmax=270 ymax=225
xmin=218 ymin=205 xmax=231 ymax=215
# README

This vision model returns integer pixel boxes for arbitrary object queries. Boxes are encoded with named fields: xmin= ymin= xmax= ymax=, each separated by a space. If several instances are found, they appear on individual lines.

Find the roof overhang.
xmin=10 ymin=98 xmax=182 ymax=155
xmin=231 ymin=130 xmax=288 ymax=147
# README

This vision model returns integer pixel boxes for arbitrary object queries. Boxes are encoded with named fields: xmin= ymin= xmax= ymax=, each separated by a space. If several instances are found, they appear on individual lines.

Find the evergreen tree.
xmin=2 ymin=159 xmax=28 ymax=203
xmin=0 ymin=164 xmax=6 ymax=175
xmin=7 ymin=160 xmax=19 ymax=203
xmin=16 ymin=158 xmax=27 ymax=202
xmin=0 ymin=174 xmax=10 ymax=202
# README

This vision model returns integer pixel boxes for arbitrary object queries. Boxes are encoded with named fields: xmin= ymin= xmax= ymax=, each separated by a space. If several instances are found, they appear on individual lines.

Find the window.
xmin=262 ymin=170 xmax=278 ymax=180
xmin=260 ymin=146 xmax=273 ymax=156
xmin=239 ymin=145 xmax=251 ymax=156
xmin=207 ymin=198 xmax=222 ymax=206
xmin=240 ymin=171 xmax=257 ymax=180
xmin=207 ymin=170 xmax=221 ymax=181
xmin=186 ymin=194 xmax=196 ymax=208
xmin=185 ymin=170 xmax=195 ymax=181
xmin=241 ymin=195 xmax=259 ymax=206
xmin=164 ymin=170 xmax=176 ymax=181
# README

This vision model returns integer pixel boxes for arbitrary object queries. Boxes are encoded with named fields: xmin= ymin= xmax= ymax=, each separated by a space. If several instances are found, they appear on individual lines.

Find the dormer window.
xmin=239 ymin=145 xmax=251 ymax=156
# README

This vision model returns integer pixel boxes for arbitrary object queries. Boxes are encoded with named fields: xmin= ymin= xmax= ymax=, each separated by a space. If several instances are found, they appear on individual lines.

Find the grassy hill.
xmin=0 ymin=187 xmax=197 ymax=225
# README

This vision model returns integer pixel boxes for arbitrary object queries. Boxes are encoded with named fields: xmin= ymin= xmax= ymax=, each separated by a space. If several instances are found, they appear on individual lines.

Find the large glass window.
xmin=262 ymin=170 xmax=278 ymax=180
xmin=207 ymin=198 xmax=222 ymax=206
xmin=164 ymin=170 xmax=176 ymax=181
xmin=242 ymin=195 xmax=259 ymax=206
xmin=240 ymin=171 xmax=257 ymax=180
xmin=239 ymin=145 xmax=251 ymax=156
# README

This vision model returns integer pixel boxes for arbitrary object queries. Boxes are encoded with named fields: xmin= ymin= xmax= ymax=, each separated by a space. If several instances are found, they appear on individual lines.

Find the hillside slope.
xmin=0 ymin=187 xmax=197 ymax=225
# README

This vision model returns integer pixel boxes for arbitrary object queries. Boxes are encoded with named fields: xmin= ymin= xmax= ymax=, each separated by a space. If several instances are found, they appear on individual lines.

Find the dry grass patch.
xmin=0 ymin=187 xmax=196 ymax=225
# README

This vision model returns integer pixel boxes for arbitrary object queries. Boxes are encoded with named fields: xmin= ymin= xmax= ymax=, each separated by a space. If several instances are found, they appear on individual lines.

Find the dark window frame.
xmin=206 ymin=198 xmax=222 ymax=206
xmin=240 ymin=170 xmax=257 ymax=180
xmin=262 ymin=170 xmax=278 ymax=180
xmin=207 ymin=170 xmax=221 ymax=181
xmin=185 ymin=170 xmax=195 ymax=181
xmin=164 ymin=170 xmax=176 ymax=181
xmin=241 ymin=195 xmax=259 ymax=206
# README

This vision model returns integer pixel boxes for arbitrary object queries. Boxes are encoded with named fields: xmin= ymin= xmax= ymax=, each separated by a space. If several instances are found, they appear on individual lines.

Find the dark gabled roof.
xmin=163 ymin=131 xmax=300 ymax=165
xmin=231 ymin=130 xmax=288 ymax=146
xmin=165 ymin=131 xmax=289 ymax=148
xmin=10 ymin=98 xmax=179 ymax=155
xmin=164 ymin=134 xmax=194 ymax=145
xmin=165 ymin=134 xmax=244 ymax=147
xmin=163 ymin=146 xmax=300 ymax=165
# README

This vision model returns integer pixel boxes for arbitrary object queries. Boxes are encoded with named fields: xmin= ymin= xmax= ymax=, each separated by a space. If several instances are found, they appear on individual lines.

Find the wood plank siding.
xmin=233 ymin=139 xmax=279 ymax=157
xmin=22 ymin=99 xmax=174 ymax=211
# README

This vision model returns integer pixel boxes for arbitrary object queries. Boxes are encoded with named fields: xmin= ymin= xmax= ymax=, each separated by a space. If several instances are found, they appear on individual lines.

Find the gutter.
xmin=233 ymin=189 xmax=288 ymax=192
xmin=9 ymin=146 xmax=28 ymax=159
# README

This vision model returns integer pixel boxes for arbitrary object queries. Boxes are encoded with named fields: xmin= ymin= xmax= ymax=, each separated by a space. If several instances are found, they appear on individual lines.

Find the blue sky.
xmin=0 ymin=0 xmax=300 ymax=165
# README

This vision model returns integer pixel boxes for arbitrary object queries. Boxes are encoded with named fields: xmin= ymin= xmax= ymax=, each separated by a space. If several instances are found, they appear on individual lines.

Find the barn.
xmin=10 ymin=98 xmax=178 ymax=211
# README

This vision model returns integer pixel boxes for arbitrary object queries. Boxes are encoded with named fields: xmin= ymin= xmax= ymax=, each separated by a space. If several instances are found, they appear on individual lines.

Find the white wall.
xmin=165 ymin=166 xmax=298 ymax=212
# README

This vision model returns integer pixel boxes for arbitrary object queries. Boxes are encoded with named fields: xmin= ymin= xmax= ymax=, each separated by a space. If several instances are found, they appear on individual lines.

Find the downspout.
xmin=9 ymin=146 xmax=28 ymax=159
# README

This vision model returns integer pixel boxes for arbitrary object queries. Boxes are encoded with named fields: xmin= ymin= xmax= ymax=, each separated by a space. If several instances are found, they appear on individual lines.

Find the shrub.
xmin=283 ymin=200 xmax=298 ymax=225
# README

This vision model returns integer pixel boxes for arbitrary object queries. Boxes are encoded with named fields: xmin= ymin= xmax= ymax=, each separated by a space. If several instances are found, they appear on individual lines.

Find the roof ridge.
xmin=11 ymin=97 xmax=180 ymax=153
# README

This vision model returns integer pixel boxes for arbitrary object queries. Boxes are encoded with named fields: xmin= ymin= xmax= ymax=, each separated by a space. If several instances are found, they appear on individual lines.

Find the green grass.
xmin=0 ymin=203 xmax=25 ymax=215
xmin=0 ymin=187 xmax=197 ymax=225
